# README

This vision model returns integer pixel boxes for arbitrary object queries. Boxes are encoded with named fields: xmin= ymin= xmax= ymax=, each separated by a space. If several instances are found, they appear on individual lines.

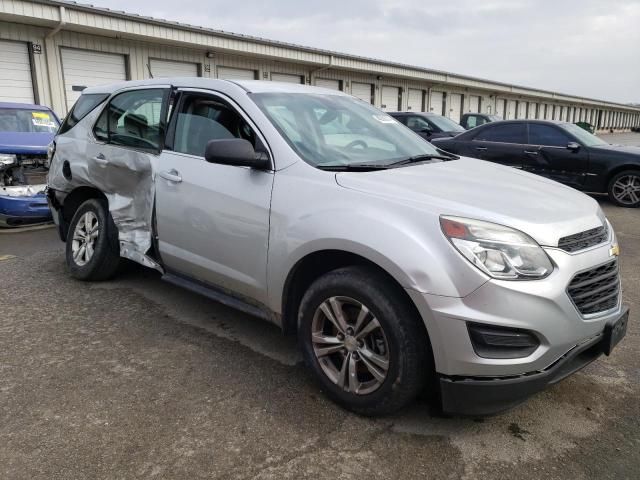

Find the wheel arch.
xmin=59 ymin=186 xmax=108 ymax=241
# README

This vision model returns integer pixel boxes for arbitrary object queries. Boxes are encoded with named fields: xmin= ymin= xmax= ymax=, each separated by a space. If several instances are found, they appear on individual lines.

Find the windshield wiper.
xmin=387 ymin=154 xmax=456 ymax=167
xmin=317 ymin=164 xmax=391 ymax=171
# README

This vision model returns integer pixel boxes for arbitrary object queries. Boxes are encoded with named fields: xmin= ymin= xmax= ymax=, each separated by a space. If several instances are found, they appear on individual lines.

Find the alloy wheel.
xmin=71 ymin=211 xmax=100 ymax=266
xmin=612 ymin=174 xmax=640 ymax=206
xmin=311 ymin=296 xmax=390 ymax=395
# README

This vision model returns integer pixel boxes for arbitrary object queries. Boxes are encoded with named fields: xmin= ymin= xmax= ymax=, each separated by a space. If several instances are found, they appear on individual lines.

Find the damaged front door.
xmin=155 ymin=90 xmax=274 ymax=304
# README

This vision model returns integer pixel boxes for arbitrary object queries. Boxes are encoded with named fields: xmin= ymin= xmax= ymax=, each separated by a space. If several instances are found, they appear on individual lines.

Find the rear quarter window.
xmin=58 ymin=93 xmax=109 ymax=134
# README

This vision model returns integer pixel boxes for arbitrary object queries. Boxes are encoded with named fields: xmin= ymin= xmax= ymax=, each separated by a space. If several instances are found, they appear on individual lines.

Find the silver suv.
xmin=47 ymin=79 xmax=629 ymax=416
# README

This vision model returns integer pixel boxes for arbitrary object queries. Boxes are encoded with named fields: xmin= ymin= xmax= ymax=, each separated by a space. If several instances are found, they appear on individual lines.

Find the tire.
xmin=298 ymin=265 xmax=432 ymax=416
xmin=65 ymin=198 xmax=121 ymax=281
xmin=608 ymin=170 xmax=640 ymax=208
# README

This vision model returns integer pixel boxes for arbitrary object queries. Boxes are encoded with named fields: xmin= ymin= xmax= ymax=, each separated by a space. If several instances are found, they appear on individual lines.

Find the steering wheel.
xmin=345 ymin=139 xmax=368 ymax=150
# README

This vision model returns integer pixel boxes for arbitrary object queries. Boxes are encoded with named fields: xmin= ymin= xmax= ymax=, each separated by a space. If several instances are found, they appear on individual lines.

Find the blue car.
xmin=0 ymin=102 xmax=60 ymax=227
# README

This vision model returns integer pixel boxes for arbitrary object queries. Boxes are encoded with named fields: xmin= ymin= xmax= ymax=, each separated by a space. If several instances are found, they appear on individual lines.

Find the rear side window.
xmin=528 ymin=124 xmax=571 ymax=147
xmin=94 ymin=88 xmax=168 ymax=152
xmin=474 ymin=123 xmax=526 ymax=144
xmin=58 ymin=93 xmax=109 ymax=134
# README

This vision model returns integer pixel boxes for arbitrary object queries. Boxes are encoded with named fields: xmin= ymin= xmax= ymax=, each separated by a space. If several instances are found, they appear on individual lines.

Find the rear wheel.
xmin=65 ymin=198 xmax=121 ymax=281
xmin=298 ymin=266 xmax=431 ymax=416
xmin=608 ymin=170 xmax=640 ymax=207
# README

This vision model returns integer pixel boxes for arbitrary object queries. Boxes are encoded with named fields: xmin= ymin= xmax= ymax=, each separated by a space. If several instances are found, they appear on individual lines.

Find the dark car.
xmin=460 ymin=113 xmax=502 ymax=130
xmin=0 ymin=102 xmax=59 ymax=227
xmin=389 ymin=112 xmax=465 ymax=141
xmin=431 ymin=120 xmax=640 ymax=207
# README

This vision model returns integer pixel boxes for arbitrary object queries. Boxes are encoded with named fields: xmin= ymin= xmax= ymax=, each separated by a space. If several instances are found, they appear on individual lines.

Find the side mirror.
xmin=567 ymin=142 xmax=581 ymax=152
xmin=204 ymin=139 xmax=270 ymax=169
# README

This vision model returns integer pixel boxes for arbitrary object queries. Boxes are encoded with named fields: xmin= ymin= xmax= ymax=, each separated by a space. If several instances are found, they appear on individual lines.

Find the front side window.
xmin=0 ymin=108 xmax=59 ymax=134
xmin=466 ymin=115 xmax=478 ymax=128
xmin=406 ymin=116 xmax=432 ymax=131
xmin=251 ymin=92 xmax=441 ymax=167
xmin=59 ymin=93 xmax=108 ymax=134
xmin=528 ymin=124 xmax=571 ymax=147
xmin=474 ymin=123 xmax=526 ymax=144
xmin=559 ymin=123 xmax=607 ymax=147
xmin=94 ymin=88 xmax=167 ymax=152
xmin=172 ymin=94 xmax=259 ymax=157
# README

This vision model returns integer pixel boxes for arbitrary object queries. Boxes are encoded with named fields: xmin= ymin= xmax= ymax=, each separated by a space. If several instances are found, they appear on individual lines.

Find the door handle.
xmin=475 ymin=147 xmax=487 ymax=151
xmin=524 ymin=150 xmax=539 ymax=156
xmin=159 ymin=169 xmax=182 ymax=183
xmin=92 ymin=154 xmax=108 ymax=166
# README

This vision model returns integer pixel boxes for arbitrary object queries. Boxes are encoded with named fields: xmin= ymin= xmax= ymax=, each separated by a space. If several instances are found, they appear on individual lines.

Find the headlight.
xmin=0 ymin=154 xmax=17 ymax=167
xmin=440 ymin=216 xmax=553 ymax=280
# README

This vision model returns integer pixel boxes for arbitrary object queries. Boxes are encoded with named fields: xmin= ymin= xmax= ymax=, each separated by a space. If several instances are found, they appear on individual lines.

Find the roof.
xmin=83 ymin=78 xmax=348 ymax=95
xmin=17 ymin=0 xmax=640 ymax=111
xmin=0 ymin=102 xmax=52 ymax=111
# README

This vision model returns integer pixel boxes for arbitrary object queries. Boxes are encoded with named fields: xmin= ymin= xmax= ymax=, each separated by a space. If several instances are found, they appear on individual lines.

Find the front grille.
xmin=558 ymin=225 xmax=608 ymax=253
xmin=567 ymin=260 xmax=620 ymax=316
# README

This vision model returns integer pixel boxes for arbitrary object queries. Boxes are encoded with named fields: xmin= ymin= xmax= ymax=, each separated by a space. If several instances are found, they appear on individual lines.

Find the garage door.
xmin=217 ymin=67 xmax=257 ymax=81
xmin=315 ymin=78 xmax=341 ymax=90
xmin=271 ymin=73 xmax=303 ymax=84
xmin=407 ymin=89 xmax=423 ymax=112
xmin=506 ymin=100 xmax=517 ymax=120
xmin=149 ymin=59 xmax=199 ymax=78
xmin=381 ymin=86 xmax=400 ymax=111
xmin=447 ymin=93 xmax=462 ymax=123
xmin=0 ymin=40 xmax=35 ymax=104
xmin=61 ymin=48 xmax=127 ymax=112
xmin=516 ymin=101 xmax=526 ymax=119
xmin=430 ymin=91 xmax=444 ymax=115
xmin=527 ymin=102 xmax=537 ymax=119
xmin=496 ymin=99 xmax=506 ymax=118
xmin=351 ymin=82 xmax=373 ymax=104
xmin=468 ymin=95 xmax=481 ymax=113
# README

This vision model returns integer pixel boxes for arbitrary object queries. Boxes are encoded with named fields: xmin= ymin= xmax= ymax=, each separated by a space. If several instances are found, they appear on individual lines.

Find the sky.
xmin=87 ymin=0 xmax=640 ymax=104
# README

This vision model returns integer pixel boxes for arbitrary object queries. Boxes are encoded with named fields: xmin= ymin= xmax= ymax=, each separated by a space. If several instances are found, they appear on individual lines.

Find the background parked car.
xmin=431 ymin=119 xmax=640 ymax=207
xmin=460 ymin=113 xmax=503 ymax=130
xmin=0 ymin=102 xmax=59 ymax=227
xmin=388 ymin=112 xmax=465 ymax=141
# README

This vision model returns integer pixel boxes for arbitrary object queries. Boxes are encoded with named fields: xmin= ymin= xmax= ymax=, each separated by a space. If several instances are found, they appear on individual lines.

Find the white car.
xmin=47 ymin=79 xmax=628 ymax=416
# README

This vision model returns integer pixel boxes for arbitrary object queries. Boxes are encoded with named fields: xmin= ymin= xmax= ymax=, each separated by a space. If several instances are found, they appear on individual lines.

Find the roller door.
xmin=517 ymin=101 xmax=526 ymax=119
xmin=149 ymin=59 xmax=199 ymax=78
xmin=407 ymin=89 xmax=423 ymax=112
xmin=315 ymin=78 xmax=341 ymax=90
xmin=61 ymin=48 xmax=127 ymax=112
xmin=381 ymin=86 xmax=400 ymax=111
xmin=271 ymin=73 xmax=303 ymax=84
xmin=496 ymin=99 xmax=507 ymax=118
xmin=447 ymin=93 xmax=462 ymax=123
xmin=351 ymin=82 xmax=373 ymax=104
xmin=0 ymin=40 xmax=35 ymax=104
xmin=506 ymin=100 xmax=517 ymax=119
xmin=430 ymin=91 xmax=445 ymax=115
xmin=527 ymin=102 xmax=537 ymax=119
xmin=469 ymin=95 xmax=481 ymax=113
xmin=217 ymin=66 xmax=257 ymax=81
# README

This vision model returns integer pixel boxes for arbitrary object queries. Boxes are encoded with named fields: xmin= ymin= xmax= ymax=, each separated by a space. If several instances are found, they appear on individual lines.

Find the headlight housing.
xmin=440 ymin=216 xmax=553 ymax=280
xmin=0 ymin=153 xmax=17 ymax=167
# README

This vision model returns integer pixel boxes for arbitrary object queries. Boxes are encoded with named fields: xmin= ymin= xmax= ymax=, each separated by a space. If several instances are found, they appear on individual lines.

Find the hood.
xmin=0 ymin=132 xmax=54 ymax=155
xmin=591 ymin=143 xmax=640 ymax=156
xmin=335 ymin=157 xmax=603 ymax=247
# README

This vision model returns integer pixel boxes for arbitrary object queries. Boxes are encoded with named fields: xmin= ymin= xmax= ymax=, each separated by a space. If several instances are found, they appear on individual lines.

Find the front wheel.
xmin=298 ymin=266 xmax=432 ymax=416
xmin=608 ymin=170 xmax=640 ymax=207
xmin=65 ymin=198 xmax=121 ymax=281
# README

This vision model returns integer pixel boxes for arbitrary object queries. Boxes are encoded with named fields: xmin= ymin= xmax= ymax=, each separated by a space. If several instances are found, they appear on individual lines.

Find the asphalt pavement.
xmin=1 ymin=135 xmax=639 ymax=479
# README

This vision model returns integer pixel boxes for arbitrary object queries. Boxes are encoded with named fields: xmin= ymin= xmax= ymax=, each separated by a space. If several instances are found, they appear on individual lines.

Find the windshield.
xmin=0 ymin=108 xmax=59 ymax=134
xmin=427 ymin=115 xmax=465 ymax=132
xmin=251 ymin=93 xmax=442 ymax=167
xmin=560 ymin=123 xmax=607 ymax=147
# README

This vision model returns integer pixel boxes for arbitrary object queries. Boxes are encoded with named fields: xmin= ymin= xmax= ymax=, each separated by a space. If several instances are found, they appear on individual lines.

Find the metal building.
xmin=1 ymin=0 xmax=639 ymax=131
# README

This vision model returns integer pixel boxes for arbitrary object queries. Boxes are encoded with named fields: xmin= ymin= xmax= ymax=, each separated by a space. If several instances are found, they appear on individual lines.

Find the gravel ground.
xmin=1 ymin=136 xmax=639 ymax=479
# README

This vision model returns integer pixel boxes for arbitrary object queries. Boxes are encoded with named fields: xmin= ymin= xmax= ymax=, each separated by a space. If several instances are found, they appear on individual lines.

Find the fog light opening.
xmin=467 ymin=323 xmax=540 ymax=359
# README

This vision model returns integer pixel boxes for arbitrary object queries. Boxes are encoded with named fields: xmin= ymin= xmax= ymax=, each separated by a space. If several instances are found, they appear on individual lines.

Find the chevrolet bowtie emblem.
xmin=610 ymin=244 xmax=620 ymax=257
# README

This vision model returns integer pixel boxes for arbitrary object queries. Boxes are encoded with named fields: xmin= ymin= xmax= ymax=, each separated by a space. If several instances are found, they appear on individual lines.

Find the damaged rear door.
xmin=155 ymin=89 xmax=274 ymax=304
xmin=88 ymin=87 xmax=171 ymax=258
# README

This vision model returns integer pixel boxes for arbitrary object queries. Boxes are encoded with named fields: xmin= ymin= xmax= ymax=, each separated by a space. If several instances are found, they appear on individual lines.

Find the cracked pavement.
xmin=1 ymin=135 xmax=639 ymax=479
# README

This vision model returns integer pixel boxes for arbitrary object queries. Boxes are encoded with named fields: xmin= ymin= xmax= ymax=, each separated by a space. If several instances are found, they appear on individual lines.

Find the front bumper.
xmin=439 ymin=305 xmax=628 ymax=415
xmin=0 ymin=186 xmax=52 ymax=227
xmin=406 ymin=231 xmax=628 ymax=414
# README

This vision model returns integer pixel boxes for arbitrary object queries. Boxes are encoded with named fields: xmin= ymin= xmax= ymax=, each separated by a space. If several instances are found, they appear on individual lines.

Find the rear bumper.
xmin=0 ymin=192 xmax=51 ymax=227
xmin=439 ymin=306 xmax=629 ymax=416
